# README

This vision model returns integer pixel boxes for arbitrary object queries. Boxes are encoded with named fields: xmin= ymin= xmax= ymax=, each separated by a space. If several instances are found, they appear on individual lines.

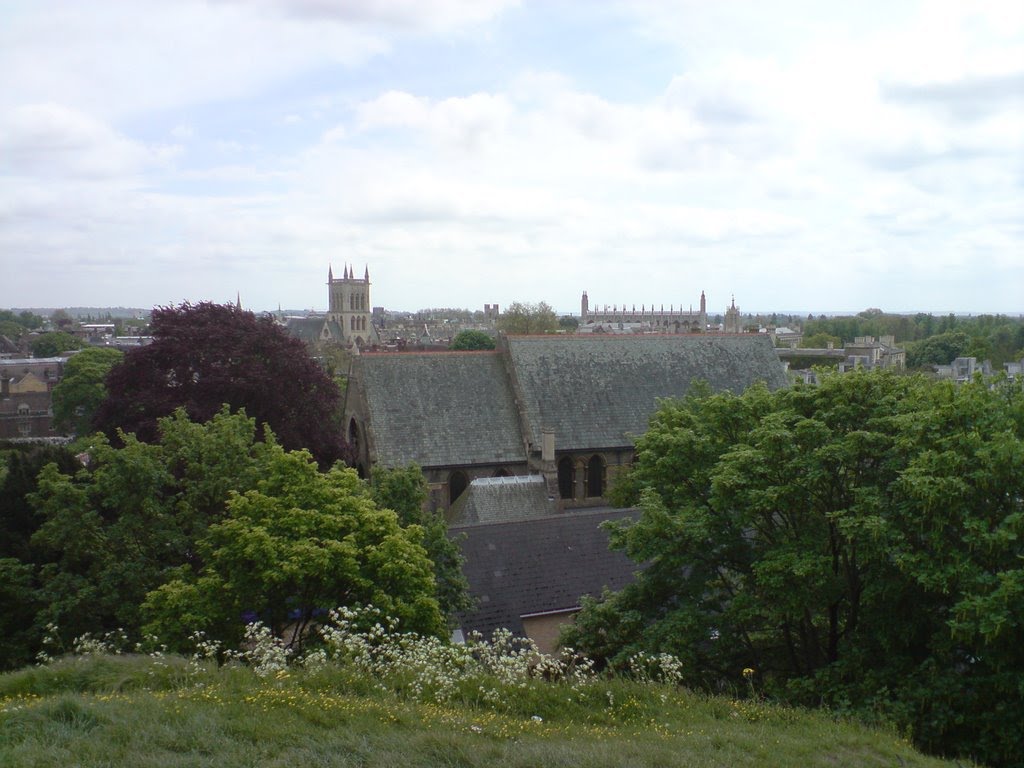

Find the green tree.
xmin=370 ymin=464 xmax=473 ymax=625
xmin=24 ymin=409 xmax=269 ymax=649
xmin=30 ymin=331 xmax=81 ymax=358
xmin=905 ymin=331 xmax=971 ymax=368
xmin=496 ymin=301 xmax=558 ymax=335
xmin=144 ymin=452 xmax=444 ymax=650
xmin=798 ymin=332 xmax=841 ymax=349
xmin=564 ymin=372 xmax=1024 ymax=766
xmin=51 ymin=347 xmax=123 ymax=435
xmin=449 ymin=330 xmax=496 ymax=351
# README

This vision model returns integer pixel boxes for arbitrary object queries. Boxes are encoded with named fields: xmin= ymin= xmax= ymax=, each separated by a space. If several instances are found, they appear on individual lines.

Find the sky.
xmin=1 ymin=0 xmax=1021 ymax=316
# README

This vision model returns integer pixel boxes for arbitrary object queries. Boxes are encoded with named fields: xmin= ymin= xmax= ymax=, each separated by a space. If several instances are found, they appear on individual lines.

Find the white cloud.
xmin=0 ymin=103 xmax=179 ymax=179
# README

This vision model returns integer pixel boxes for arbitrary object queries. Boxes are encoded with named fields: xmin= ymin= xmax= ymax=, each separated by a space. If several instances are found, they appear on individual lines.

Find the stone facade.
xmin=579 ymin=290 xmax=707 ymax=333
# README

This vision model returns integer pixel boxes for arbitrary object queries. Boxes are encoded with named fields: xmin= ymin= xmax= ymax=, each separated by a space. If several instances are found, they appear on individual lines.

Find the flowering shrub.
xmin=626 ymin=652 xmax=685 ymax=686
xmin=38 ymin=606 xmax=687 ymax=716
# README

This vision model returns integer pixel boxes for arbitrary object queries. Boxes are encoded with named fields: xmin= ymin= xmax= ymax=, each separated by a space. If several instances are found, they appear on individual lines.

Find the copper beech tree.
xmin=94 ymin=302 xmax=349 ymax=467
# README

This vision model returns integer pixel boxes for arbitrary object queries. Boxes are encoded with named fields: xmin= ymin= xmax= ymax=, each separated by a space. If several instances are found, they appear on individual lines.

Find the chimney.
xmin=541 ymin=427 xmax=555 ymax=464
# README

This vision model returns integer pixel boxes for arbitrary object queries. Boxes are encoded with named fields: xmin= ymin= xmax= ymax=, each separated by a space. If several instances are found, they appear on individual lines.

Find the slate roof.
xmin=453 ymin=507 xmax=643 ymax=640
xmin=285 ymin=316 xmax=326 ymax=344
xmin=355 ymin=351 xmax=526 ymax=469
xmin=450 ymin=475 xmax=557 ymax=525
xmin=505 ymin=334 xmax=788 ymax=450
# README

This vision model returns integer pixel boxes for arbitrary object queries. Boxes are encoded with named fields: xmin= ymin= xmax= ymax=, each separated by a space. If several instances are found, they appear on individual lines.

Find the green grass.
xmin=0 ymin=654 xmax=971 ymax=768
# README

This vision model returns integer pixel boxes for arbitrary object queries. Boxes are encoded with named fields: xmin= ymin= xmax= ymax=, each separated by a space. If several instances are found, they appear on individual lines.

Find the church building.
xmin=343 ymin=332 xmax=788 ymax=516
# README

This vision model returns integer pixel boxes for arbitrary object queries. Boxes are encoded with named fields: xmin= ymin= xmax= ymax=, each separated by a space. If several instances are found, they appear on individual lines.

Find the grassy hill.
xmin=0 ymin=653 xmax=972 ymax=768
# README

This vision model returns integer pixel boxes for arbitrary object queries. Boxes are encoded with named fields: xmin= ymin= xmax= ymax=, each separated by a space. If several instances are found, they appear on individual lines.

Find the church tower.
xmin=724 ymin=296 xmax=742 ymax=334
xmin=327 ymin=264 xmax=373 ymax=347
xmin=581 ymin=291 xmax=589 ymax=321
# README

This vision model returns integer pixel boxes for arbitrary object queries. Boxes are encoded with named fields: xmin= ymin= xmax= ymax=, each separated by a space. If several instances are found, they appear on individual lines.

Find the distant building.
xmin=723 ymin=297 xmax=742 ymax=334
xmin=839 ymin=336 xmax=906 ymax=371
xmin=0 ymin=357 xmax=69 ymax=439
xmin=935 ymin=357 xmax=992 ymax=383
xmin=579 ymin=290 xmax=707 ymax=333
xmin=286 ymin=265 xmax=381 ymax=350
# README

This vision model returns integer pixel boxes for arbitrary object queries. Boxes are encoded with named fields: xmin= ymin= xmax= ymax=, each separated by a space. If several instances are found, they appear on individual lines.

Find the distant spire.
xmin=328 ymin=264 xmax=333 ymax=281
xmin=364 ymin=264 xmax=369 ymax=281
xmin=344 ymin=264 xmax=350 ymax=280
xmin=236 ymin=292 xmax=242 ymax=310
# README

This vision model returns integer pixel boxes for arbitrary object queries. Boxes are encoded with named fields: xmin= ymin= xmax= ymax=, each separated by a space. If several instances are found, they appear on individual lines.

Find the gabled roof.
xmin=453 ymin=507 xmax=642 ymax=640
xmin=450 ymin=474 xmax=557 ymax=525
xmin=356 ymin=351 xmax=526 ymax=469
xmin=505 ymin=334 xmax=788 ymax=450
xmin=285 ymin=316 xmax=327 ymax=344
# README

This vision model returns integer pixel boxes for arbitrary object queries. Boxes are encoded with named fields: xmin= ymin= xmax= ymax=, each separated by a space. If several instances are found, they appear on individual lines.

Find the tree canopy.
xmin=51 ymin=347 xmax=123 ymax=436
xmin=370 ymin=464 xmax=473 ymax=625
xmin=565 ymin=371 xmax=1024 ymax=766
xmin=496 ymin=301 xmax=558 ymax=335
xmin=93 ymin=302 xmax=348 ymax=467
xmin=30 ymin=331 xmax=81 ymax=358
xmin=144 ymin=449 xmax=444 ymax=650
xmin=449 ymin=330 xmax=496 ymax=351
xmin=0 ymin=408 xmax=445 ymax=668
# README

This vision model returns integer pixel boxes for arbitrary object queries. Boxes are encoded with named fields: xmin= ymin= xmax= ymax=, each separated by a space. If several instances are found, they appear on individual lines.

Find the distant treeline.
xmin=802 ymin=310 xmax=1024 ymax=368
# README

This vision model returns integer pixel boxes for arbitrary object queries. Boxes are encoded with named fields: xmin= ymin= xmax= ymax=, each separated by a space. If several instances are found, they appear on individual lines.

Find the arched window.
xmin=449 ymin=471 xmax=469 ymax=506
xmin=557 ymin=456 xmax=575 ymax=499
xmin=585 ymin=455 xmax=605 ymax=498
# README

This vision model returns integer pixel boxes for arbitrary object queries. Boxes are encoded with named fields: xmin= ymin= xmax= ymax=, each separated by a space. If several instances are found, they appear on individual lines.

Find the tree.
xmin=905 ymin=331 xmax=971 ymax=368
xmin=93 ymin=302 xmax=348 ymax=467
xmin=144 ymin=450 xmax=444 ymax=650
xmin=51 ymin=347 xmax=123 ymax=435
xmin=26 ymin=409 xmax=270 ymax=647
xmin=564 ymin=372 xmax=1024 ymax=766
xmin=798 ymin=332 xmax=841 ymax=349
xmin=496 ymin=301 xmax=558 ymax=335
xmin=30 ymin=331 xmax=81 ymax=358
xmin=370 ymin=464 xmax=473 ymax=625
xmin=449 ymin=330 xmax=496 ymax=351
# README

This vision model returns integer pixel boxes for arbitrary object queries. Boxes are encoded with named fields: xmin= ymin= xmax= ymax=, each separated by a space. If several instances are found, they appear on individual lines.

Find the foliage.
xmin=450 ymin=330 xmax=496 ymax=351
xmin=559 ymin=315 xmax=580 ymax=331
xmin=563 ymin=371 xmax=1024 ymax=766
xmin=143 ymin=454 xmax=445 ymax=651
xmin=496 ymin=301 xmax=558 ymax=335
xmin=369 ymin=464 xmax=474 ymax=625
xmin=50 ymin=348 xmax=123 ymax=436
xmin=904 ymin=331 xmax=972 ymax=368
xmin=25 ymin=410 xmax=270 ymax=651
xmin=29 ymin=331 xmax=81 ymax=358
xmin=0 ymin=627 xmax=964 ymax=768
xmin=803 ymin=312 xmax=1024 ymax=367
xmin=798 ymin=332 xmax=841 ymax=349
xmin=93 ymin=302 xmax=348 ymax=467
xmin=0 ymin=310 xmax=44 ymax=333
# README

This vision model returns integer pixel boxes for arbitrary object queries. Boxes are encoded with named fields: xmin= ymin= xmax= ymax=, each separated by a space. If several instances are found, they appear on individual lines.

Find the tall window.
xmin=449 ymin=471 xmax=469 ymax=507
xmin=585 ymin=455 xmax=605 ymax=498
xmin=557 ymin=456 xmax=575 ymax=499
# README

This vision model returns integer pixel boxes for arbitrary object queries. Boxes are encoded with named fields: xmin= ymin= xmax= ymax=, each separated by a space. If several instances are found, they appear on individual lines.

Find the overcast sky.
xmin=1 ymin=0 xmax=1021 ymax=316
